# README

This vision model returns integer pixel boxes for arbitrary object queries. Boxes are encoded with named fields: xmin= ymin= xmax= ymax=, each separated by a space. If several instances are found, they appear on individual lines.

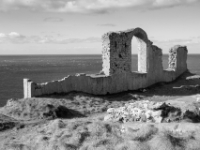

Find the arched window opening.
xmin=131 ymin=36 xmax=138 ymax=71
xmin=131 ymin=35 xmax=147 ymax=73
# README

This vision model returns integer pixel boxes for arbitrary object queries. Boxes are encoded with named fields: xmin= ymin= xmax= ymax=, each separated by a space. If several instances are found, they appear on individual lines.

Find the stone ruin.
xmin=23 ymin=27 xmax=188 ymax=98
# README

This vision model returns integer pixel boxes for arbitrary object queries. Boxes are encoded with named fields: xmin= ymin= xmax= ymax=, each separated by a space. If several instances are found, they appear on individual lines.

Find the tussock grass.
xmin=125 ymin=124 xmax=158 ymax=142
xmin=148 ymin=132 xmax=175 ymax=150
xmin=117 ymin=141 xmax=150 ymax=150
xmin=148 ymin=127 xmax=200 ymax=150
xmin=2 ymin=117 xmax=200 ymax=150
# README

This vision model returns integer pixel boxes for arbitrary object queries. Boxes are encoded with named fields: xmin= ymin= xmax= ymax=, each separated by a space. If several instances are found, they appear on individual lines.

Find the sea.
xmin=0 ymin=54 xmax=199 ymax=107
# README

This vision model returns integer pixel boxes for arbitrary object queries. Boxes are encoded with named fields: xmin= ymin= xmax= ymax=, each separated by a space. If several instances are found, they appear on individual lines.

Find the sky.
xmin=0 ymin=0 xmax=200 ymax=54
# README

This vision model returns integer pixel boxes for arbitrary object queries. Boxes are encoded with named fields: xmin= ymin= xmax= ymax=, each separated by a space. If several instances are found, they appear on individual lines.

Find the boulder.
xmin=104 ymin=97 xmax=200 ymax=123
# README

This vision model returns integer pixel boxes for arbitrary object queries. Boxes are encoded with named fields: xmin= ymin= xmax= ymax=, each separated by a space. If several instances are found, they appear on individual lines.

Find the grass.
xmin=1 ymin=118 xmax=200 ymax=150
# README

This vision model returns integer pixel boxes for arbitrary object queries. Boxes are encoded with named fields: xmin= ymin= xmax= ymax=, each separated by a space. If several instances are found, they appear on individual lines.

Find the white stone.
xmin=107 ymin=108 xmax=116 ymax=113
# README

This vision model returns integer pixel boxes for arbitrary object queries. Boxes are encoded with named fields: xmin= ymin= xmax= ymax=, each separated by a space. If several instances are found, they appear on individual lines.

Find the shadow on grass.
xmin=44 ymin=104 xmax=85 ymax=119
xmin=55 ymin=105 xmax=85 ymax=119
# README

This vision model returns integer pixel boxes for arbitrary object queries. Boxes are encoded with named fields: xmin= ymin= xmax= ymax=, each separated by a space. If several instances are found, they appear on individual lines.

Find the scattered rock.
xmin=186 ymin=75 xmax=200 ymax=80
xmin=173 ymin=85 xmax=200 ymax=90
xmin=130 ymin=94 xmax=144 ymax=100
xmin=196 ymin=97 xmax=200 ymax=102
xmin=104 ymin=99 xmax=200 ymax=123
xmin=139 ymin=89 xmax=147 ymax=93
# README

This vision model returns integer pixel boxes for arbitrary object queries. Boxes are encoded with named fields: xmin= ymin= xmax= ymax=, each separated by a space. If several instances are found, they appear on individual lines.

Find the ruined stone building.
xmin=23 ymin=27 xmax=188 ymax=98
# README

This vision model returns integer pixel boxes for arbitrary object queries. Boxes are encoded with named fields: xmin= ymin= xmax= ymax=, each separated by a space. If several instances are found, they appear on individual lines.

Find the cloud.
xmin=44 ymin=17 xmax=64 ymax=22
xmin=0 ymin=33 xmax=6 ymax=38
xmin=152 ymin=36 xmax=200 ymax=45
xmin=0 ymin=0 xmax=199 ymax=13
xmin=0 ymin=33 xmax=6 ymax=42
xmin=0 ymin=32 xmax=27 ymax=43
xmin=1 ymin=32 xmax=199 ymax=46
xmin=38 ymin=36 xmax=101 ymax=44
xmin=98 ymin=23 xmax=116 ymax=27
xmin=0 ymin=32 xmax=101 ymax=44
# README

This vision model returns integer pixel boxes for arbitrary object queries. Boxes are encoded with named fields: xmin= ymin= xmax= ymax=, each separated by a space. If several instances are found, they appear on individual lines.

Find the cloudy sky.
xmin=0 ymin=0 xmax=200 ymax=54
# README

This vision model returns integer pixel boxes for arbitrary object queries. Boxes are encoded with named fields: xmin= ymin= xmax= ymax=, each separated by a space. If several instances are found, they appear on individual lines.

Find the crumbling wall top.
xmin=102 ymin=27 xmax=150 ymax=43
xmin=125 ymin=27 xmax=149 ymax=43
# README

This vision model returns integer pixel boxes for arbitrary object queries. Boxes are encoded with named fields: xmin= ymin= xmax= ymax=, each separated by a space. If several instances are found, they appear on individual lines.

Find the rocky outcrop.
xmin=104 ymin=98 xmax=200 ymax=123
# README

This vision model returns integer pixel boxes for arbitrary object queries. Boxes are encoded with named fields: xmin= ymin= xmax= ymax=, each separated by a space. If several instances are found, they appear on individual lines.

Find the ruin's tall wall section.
xmin=102 ymin=32 xmax=131 ymax=75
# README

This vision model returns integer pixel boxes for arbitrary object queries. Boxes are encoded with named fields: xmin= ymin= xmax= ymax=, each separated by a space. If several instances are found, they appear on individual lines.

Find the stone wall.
xmin=169 ymin=45 xmax=188 ymax=76
xmin=23 ymin=28 xmax=188 ymax=98
xmin=146 ymin=45 xmax=163 ymax=85
xmin=102 ymin=28 xmax=150 ymax=75
xmin=163 ymin=45 xmax=188 ymax=82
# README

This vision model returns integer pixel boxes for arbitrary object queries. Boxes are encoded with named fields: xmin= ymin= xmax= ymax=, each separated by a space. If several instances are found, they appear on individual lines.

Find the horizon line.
xmin=0 ymin=53 xmax=200 ymax=56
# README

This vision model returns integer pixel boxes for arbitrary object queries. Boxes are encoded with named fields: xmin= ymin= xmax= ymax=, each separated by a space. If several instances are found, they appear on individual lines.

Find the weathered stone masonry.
xmin=23 ymin=28 xmax=188 ymax=98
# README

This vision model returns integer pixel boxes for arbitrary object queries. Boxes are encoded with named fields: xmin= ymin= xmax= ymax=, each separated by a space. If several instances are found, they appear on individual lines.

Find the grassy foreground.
xmin=1 ymin=117 xmax=200 ymax=150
